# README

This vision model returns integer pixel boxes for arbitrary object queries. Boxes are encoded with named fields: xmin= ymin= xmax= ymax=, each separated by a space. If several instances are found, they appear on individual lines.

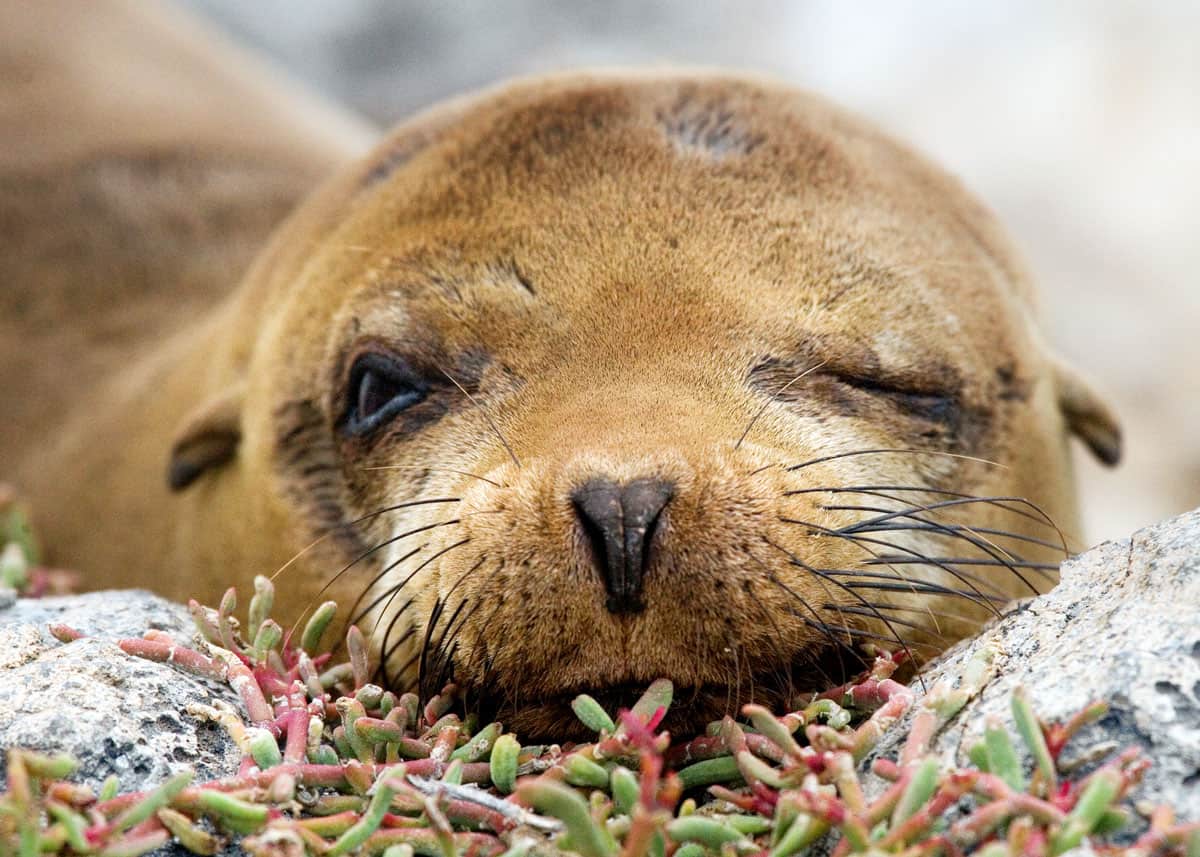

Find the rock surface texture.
xmin=0 ymin=590 xmax=241 ymax=792
xmin=867 ymin=507 xmax=1200 ymax=827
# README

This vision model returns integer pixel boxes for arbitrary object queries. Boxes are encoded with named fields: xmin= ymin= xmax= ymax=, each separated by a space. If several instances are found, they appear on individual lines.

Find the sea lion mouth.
xmin=464 ymin=646 xmax=867 ymax=742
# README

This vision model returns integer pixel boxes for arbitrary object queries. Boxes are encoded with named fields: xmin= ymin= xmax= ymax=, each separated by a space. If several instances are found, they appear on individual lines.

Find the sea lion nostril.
xmin=571 ymin=477 xmax=674 ymax=614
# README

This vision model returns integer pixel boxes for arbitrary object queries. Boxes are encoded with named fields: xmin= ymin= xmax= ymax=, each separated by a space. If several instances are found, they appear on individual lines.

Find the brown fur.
xmin=2 ymin=6 xmax=1120 ymax=736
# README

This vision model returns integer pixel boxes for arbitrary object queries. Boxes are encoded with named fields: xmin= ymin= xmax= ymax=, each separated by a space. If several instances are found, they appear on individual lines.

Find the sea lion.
xmin=3 ymin=8 xmax=1121 ymax=736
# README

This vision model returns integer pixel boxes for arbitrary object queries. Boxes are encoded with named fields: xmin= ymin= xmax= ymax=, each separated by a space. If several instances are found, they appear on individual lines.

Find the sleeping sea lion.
xmin=2 ymin=4 xmax=1120 ymax=736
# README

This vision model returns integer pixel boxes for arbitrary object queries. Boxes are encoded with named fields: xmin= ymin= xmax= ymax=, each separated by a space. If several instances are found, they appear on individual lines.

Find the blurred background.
xmin=182 ymin=0 xmax=1199 ymax=544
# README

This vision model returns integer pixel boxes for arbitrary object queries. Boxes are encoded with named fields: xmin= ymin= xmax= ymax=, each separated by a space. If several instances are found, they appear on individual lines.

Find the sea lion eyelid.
xmin=830 ymin=371 xmax=953 ymax=402
xmin=342 ymin=352 xmax=428 ymax=436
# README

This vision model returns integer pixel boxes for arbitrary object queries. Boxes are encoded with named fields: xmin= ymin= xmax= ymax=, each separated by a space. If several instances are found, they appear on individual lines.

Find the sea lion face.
xmin=213 ymin=74 xmax=1119 ymax=736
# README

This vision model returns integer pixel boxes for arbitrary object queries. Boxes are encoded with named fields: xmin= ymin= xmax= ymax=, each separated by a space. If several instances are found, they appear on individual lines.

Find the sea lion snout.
xmin=570 ymin=476 xmax=674 ymax=614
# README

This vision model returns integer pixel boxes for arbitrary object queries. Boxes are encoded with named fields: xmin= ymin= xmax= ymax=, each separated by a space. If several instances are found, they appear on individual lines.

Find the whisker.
xmin=814 ymin=623 xmax=943 ymax=654
xmin=785 ymin=484 xmax=1065 ymax=548
xmin=824 ymin=503 xmax=1040 ymax=594
xmin=387 ymin=595 xmax=433 ymax=692
xmin=785 ymin=447 xmax=1007 ymax=473
xmin=820 ymin=567 xmax=1007 ymax=595
xmin=837 ymin=578 xmax=1010 ymax=602
xmin=828 ymin=500 xmax=1025 ymax=558
xmin=846 ymin=520 xmax=1064 ymax=555
xmin=373 ymin=538 xmax=471 ymax=680
xmin=779 ymin=516 xmax=1008 ymax=609
xmin=348 ymin=545 xmax=426 ymax=627
xmin=269 ymin=496 xmax=460 ymax=582
xmin=440 ymin=367 xmax=520 ymax=469
xmin=841 ymin=600 xmax=996 ymax=634
xmin=425 ymin=599 xmax=482 ymax=697
xmin=834 ymin=494 xmax=1066 ymax=548
xmin=417 ymin=599 xmax=454 ymax=698
xmin=743 ymin=583 xmax=800 ymax=704
xmin=733 ymin=361 xmax=826 ymax=451
xmin=773 ymin=514 xmax=978 ymax=637
xmin=287 ymin=516 xmax=466 ymax=642
xmin=362 ymin=464 xmax=505 ymax=489
xmin=827 ymin=604 xmax=951 ymax=638
xmin=863 ymin=556 xmax=1059 ymax=571
xmin=432 ymin=641 xmax=461 ymax=698
xmin=312 ymin=516 xmax=461 ymax=610
xmin=749 ymin=547 xmax=859 ymax=682
xmin=381 ymin=624 xmax=419 ymax=686
xmin=745 ymin=551 xmax=842 ymax=691
xmin=764 ymin=538 xmax=921 ymax=669
xmin=416 ymin=556 xmax=489 ymax=694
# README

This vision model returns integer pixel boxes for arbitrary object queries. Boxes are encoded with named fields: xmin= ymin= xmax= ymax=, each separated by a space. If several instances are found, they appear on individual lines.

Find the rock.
xmin=0 ymin=589 xmax=241 ymax=793
xmin=866 ymin=507 xmax=1200 ymax=828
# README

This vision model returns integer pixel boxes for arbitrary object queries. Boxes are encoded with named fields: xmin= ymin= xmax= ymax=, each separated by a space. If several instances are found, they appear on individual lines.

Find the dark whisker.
xmin=347 ymin=545 xmax=426 ymax=628
xmin=270 ymin=496 xmax=461 ymax=583
xmin=416 ymin=556 xmax=488 ymax=696
xmin=746 ymin=548 xmax=853 ymax=683
xmin=814 ymin=622 xmax=942 ymax=651
xmin=431 ymin=641 xmax=461 ymax=698
xmin=827 ymin=604 xmax=951 ymax=638
xmin=835 ymin=496 xmax=1061 ymax=544
xmin=779 ymin=516 xmax=1008 ymax=609
xmin=848 ymin=520 xmax=1064 ymax=555
xmin=784 ymin=484 xmax=1065 ymax=548
xmin=375 ymin=538 xmax=471 ymax=679
xmin=785 ymin=447 xmax=1006 ymax=474
xmin=863 ymin=556 xmax=1058 ymax=571
xmin=764 ymin=538 xmax=921 ymax=670
xmin=744 ymin=585 xmax=799 ymax=705
xmin=823 ymin=503 xmax=1040 ymax=594
xmin=307 ymin=517 xmax=462 ymax=620
xmin=819 ymin=568 xmax=1008 ymax=601
xmin=839 ymin=600 xmax=985 ymax=635
xmin=425 ymin=599 xmax=482 ymax=696
xmin=381 ymin=625 xmax=419 ymax=686
xmin=839 ymin=579 xmax=1010 ymax=601
xmin=417 ymin=597 xmax=453 ymax=699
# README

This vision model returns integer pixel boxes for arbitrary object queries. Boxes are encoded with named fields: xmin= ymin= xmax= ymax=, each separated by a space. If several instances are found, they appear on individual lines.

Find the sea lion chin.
xmin=8 ymin=67 xmax=1123 ymax=740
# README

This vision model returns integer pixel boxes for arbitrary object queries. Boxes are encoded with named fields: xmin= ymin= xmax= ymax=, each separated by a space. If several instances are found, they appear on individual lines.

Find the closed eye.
xmin=831 ymin=373 xmax=959 ymax=426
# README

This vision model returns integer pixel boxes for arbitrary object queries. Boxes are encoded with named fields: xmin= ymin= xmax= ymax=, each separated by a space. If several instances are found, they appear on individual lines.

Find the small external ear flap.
xmin=167 ymin=385 xmax=245 ymax=491
xmin=1053 ymin=359 xmax=1122 ymax=466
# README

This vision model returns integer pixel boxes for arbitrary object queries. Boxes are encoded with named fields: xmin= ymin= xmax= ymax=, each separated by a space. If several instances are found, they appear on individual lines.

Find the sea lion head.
xmin=168 ymin=71 xmax=1121 ymax=737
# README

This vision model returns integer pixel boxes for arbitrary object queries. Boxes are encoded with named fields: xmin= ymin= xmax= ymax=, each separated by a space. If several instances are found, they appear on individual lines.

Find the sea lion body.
xmin=2 ymin=7 xmax=1120 ymax=735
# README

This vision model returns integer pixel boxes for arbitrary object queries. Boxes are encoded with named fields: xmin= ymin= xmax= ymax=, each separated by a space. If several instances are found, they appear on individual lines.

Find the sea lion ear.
xmin=167 ymin=385 xmax=245 ymax=491
xmin=1052 ymin=358 xmax=1122 ymax=467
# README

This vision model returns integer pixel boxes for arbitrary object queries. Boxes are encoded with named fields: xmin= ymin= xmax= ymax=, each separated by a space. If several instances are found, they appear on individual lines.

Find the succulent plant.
xmin=1 ymin=521 xmax=1197 ymax=856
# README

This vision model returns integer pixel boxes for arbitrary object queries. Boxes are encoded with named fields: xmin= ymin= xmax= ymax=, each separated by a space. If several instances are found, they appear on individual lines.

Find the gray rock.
xmin=0 ymin=589 xmax=241 ymax=793
xmin=866 ymin=507 xmax=1200 ymax=830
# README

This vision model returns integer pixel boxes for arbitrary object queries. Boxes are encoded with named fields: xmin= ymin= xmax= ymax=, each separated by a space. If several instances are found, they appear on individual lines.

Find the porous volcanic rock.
xmin=0 ymin=589 xmax=241 ymax=792
xmin=865 ymin=507 xmax=1200 ymax=829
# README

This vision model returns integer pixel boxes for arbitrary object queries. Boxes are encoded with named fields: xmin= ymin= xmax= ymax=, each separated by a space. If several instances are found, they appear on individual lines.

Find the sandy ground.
xmin=182 ymin=0 xmax=1200 ymax=545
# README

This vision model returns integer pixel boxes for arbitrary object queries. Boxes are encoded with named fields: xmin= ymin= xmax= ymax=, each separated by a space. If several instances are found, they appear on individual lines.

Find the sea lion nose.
xmin=571 ymin=477 xmax=674 ymax=614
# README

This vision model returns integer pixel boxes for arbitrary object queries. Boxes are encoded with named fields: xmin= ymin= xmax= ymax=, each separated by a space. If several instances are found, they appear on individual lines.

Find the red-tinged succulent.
xmin=1 ymin=572 xmax=1197 ymax=857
